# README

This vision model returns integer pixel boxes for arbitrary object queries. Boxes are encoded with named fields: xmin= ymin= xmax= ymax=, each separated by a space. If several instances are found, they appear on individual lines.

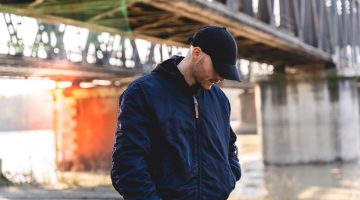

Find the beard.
xmin=192 ymin=59 xmax=214 ymax=90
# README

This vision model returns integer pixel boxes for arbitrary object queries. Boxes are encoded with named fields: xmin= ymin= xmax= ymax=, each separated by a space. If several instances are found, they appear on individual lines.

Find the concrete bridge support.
xmin=54 ymin=85 xmax=126 ymax=171
xmin=256 ymin=75 xmax=360 ymax=164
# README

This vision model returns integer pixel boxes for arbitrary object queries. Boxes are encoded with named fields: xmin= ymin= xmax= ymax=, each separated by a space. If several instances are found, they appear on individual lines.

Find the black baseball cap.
xmin=188 ymin=26 xmax=241 ymax=81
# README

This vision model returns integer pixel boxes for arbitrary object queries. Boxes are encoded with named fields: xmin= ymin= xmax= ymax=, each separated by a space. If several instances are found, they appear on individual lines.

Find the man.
xmin=111 ymin=26 xmax=241 ymax=200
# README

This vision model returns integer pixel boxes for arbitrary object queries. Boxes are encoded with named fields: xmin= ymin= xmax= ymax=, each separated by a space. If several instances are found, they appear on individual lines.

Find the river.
xmin=229 ymin=135 xmax=360 ymax=200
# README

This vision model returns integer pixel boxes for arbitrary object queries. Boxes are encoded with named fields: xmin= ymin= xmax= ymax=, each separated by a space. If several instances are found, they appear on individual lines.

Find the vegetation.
xmin=0 ymin=173 xmax=12 ymax=187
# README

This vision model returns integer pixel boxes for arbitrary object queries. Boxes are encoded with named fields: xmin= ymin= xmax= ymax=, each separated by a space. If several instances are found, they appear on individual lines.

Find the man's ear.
xmin=191 ymin=46 xmax=202 ymax=60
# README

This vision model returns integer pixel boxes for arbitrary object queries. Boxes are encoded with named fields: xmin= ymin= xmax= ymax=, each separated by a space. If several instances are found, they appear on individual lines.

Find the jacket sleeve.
xmin=229 ymin=127 xmax=241 ymax=181
xmin=111 ymin=83 xmax=161 ymax=200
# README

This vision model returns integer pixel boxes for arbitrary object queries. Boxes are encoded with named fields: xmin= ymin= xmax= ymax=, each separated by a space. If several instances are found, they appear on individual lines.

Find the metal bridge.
xmin=0 ymin=0 xmax=359 ymax=80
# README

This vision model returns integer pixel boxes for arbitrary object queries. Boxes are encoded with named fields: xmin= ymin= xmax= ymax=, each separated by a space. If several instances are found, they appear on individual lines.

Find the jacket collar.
xmin=153 ymin=55 xmax=201 ymax=94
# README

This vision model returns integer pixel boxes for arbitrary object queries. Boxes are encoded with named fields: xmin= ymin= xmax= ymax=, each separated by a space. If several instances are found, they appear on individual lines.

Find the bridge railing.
xmin=213 ymin=0 xmax=360 ymax=73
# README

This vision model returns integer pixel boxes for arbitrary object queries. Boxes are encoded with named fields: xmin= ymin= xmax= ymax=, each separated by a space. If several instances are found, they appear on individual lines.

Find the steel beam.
xmin=239 ymin=0 xmax=253 ymax=16
xmin=317 ymin=0 xmax=325 ymax=50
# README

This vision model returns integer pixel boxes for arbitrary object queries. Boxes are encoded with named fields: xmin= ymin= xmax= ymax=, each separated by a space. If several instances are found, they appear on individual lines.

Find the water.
xmin=229 ymin=135 xmax=360 ymax=200
xmin=0 ymin=130 xmax=57 ymax=184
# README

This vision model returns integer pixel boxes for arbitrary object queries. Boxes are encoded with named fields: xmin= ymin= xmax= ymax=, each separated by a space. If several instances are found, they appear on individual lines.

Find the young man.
xmin=111 ymin=26 xmax=241 ymax=200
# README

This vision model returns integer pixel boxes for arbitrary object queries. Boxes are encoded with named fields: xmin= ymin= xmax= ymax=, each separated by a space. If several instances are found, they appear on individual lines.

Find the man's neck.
xmin=177 ymin=57 xmax=195 ymax=86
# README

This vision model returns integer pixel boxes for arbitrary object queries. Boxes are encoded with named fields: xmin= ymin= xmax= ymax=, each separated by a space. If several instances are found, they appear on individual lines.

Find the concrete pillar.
xmin=239 ymin=89 xmax=257 ymax=134
xmin=256 ymin=76 xmax=360 ymax=164
xmin=55 ymin=86 xmax=126 ymax=171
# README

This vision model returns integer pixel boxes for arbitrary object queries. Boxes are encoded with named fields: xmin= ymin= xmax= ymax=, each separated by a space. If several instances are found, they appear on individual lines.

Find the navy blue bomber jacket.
xmin=111 ymin=56 xmax=241 ymax=200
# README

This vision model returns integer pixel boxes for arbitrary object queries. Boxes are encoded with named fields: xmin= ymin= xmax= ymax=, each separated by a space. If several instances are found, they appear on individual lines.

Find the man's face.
xmin=192 ymin=52 xmax=224 ymax=90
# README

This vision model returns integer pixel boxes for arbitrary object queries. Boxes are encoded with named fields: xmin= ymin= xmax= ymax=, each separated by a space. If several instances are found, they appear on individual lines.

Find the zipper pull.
xmin=193 ymin=95 xmax=199 ymax=119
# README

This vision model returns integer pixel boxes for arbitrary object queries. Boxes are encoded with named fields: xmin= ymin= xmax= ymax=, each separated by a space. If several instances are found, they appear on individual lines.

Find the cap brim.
xmin=213 ymin=62 xmax=241 ymax=82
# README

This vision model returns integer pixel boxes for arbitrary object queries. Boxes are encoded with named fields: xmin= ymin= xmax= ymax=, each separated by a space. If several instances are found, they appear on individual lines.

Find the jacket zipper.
xmin=193 ymin=95 xmax=201 ymax=200
xmin=193 ymin=95 xmax=199 ymax=119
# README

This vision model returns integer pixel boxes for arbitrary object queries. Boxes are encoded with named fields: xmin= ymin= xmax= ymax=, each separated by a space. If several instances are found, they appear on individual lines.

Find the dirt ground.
xmin=0 ymin=186 xmax=122 ymax=200
xmin=0 ymin=172 xmax=122 ymax=200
